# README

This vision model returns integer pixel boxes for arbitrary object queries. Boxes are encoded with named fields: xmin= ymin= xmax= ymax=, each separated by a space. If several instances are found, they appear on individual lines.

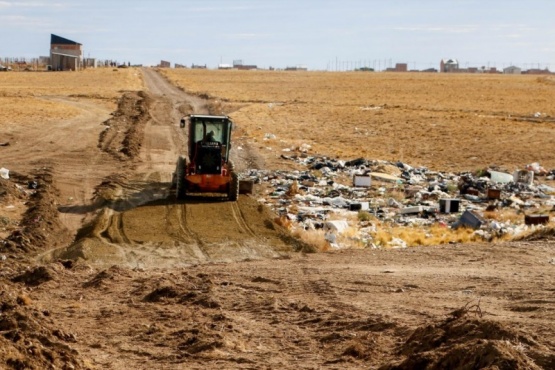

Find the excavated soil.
xmin=0 ymin=68 xmax=554 ymax=369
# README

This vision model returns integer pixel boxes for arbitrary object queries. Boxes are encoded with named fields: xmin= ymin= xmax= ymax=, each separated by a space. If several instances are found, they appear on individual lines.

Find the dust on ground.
xmin=0 ymin=68 xmax=554 ymax=369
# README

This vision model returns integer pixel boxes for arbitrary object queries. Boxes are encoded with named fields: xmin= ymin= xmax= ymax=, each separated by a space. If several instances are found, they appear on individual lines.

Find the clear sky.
xmin=1 ymin=0 xmax=554 ymax=70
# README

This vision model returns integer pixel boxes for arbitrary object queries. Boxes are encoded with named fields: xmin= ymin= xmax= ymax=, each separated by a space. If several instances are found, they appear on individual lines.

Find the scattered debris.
xmin=526 ymin=162 xmax=548 ymax=176
xmin=353 ymin=175 xmax=371 ymax=187
xmin=370 ymin=172 xmax=401 ymax=183
xmin=514 ymin=169 xmax=534 ymax=185
xmin=360 ymin=105 xmax=382 ymax=111
xmin=489 ymin=170 xmax=512 ymax=184
xmin=239 ymin=179 xmax=254 ymax=194
xmin=243 ymin=156 xmax=555 ymax=248
xmin=439 ymin=198 xmax=460 ymax=213
xmin=524 ymin=214 xmax=549 ymax=226
xmin=456 ymin=210 xmax=486 ymax=230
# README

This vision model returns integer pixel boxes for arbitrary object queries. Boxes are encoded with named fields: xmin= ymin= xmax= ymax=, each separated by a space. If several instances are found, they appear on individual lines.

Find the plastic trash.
xmin=489 ymin=170 xmax=513 ymax=184
xmin=0 ymin=168 xmax=9 ymax=179
xmin=388 ymin=238 xmax=407 ymax=249
xmin=526 ymin=162 xmax=547 ymax=175
xmin=325 ymin=220 xmax=349 ymax=233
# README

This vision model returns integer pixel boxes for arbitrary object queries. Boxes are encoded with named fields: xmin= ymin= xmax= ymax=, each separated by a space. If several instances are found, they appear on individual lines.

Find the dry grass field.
xmin=0 ymin=68 xmax=143 ymax=126
xmin=162 ymin=69 xmax=555 ymax=172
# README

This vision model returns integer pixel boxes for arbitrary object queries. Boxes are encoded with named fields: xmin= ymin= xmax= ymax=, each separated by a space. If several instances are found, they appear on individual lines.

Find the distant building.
xmin=175 ymin=63 xmax=187 ymax=69
xmin=395 ymin=63 xmax=408 ymax=72
xmin=235 ymin=65 xmax=257 ymax=70
xmin=523 ymin=68 xmax=551 ymax=75
xmin=232 ymin=59 xmax=257 ymax=70
xmin=50 ymin=34 xmax=83 ymax=71
xmin=218 ymin=64 xmax=233 ymax=69
xmin=503 ymin=66 xmax=522 ymax=74
xmin=440 ymin=58 xmax=459 ymax=73
xmin=159 ymin=60 xmax=171 ymax=68
xmin=39 ymin=56 xmax=50 ymax=66
xmin=191 ymin=64 xmax=207 ymax=69
xmin=84 ymin=58 xmax=97 ymax=68
xmin=285 ymin=65 xmax=308 ymax=71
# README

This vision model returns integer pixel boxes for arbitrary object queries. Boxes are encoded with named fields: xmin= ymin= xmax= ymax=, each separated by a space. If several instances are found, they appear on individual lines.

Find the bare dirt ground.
xmin=0 ymin=68 xmax=554 ymax=369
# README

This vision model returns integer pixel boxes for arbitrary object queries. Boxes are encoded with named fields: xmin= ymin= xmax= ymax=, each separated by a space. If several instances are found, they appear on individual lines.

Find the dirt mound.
xmin=380 ymin=308 xmax=552 ymax=369
xmin=3 ymin=168 xmax=72 ymax=255
xmin=0 ymin=278 xmax=89 ymax=369
xmin=92 ymin=174 xmax=130 ymax=204
xmin=82 ymin=265 xmax=132 ymax=288
xmin=11 ymin=266 xmax=57 ymax=287
xmin=0 ymin=172 xmax=30 ymax=241
xmin=98 ymin=91 xmax=151 ymax=160
xmin=121 ymin=271 xmax=252 ymax=362
xmin=0 ymin=173 xmax=28 ymax=201
xmin=141 ymin=272 xmax=218 ymax=307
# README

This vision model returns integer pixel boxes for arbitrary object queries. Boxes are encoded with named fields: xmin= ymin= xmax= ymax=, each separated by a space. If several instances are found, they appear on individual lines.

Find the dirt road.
xmin=1 ymin=69 xmax=554 ymax=369
xmin=37 ymin=68 xmax=293 ymax=269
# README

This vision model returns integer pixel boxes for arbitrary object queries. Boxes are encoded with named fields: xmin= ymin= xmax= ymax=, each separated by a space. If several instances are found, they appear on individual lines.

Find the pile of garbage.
xmin=243 ymin=155 xmax=555 ymax=249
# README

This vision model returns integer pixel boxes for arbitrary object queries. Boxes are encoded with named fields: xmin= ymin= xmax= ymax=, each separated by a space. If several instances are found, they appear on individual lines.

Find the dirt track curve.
xmin=41 ymin=68 xmax=293 ymax=268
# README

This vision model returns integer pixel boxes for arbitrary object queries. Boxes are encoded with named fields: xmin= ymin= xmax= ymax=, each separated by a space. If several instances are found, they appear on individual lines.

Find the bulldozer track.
xmin=230 ymin=200 xmax=257 ymax=237
xmin=175 ymin=203 xmax=202 ymax=244
xmin=176 ymin=203 xmax=211 ymax=261
xmin=160 ymin=202 xmax=190 ymax=243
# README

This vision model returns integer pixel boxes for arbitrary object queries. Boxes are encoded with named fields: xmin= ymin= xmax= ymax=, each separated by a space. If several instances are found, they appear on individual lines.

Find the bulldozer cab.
xmin=175 ymin=114 xmax=240 ymax=200
xmin=181 ymin=115 xmax=233 ymax=174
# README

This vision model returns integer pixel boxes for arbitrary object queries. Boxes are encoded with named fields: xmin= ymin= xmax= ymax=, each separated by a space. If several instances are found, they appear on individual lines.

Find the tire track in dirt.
xmin=100 ymin=211 xmax=131 ymax=244
xmin=230 ymin=201 xmax=257 ymax=237
xmin=1 ymin=96 xmax=120 ymax=234
xmin=174 ymin=202 xmax=210 ymax=261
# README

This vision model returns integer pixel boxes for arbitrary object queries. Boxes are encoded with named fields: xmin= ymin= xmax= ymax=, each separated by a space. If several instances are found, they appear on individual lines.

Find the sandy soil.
xmin=0 ymin=68 xmax=554 ymax=369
